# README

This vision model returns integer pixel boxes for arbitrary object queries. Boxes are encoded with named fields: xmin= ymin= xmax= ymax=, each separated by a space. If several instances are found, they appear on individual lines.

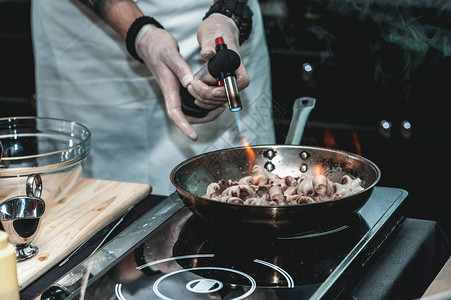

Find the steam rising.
xmin=311 ymin=0 xmax=451 ymax=80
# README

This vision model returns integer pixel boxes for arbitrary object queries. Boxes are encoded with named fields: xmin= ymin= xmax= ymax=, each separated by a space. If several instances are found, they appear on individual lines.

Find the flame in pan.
xmin=234 ymin=111 xmax=255 ymax=174
xmin=242 ymin=136 xmax=255 ymax=174
xmin=313 ymin=164 xmax=323 ymax=176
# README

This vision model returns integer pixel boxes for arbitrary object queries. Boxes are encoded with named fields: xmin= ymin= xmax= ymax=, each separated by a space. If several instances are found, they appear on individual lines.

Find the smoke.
xmin=313 ymin=0 xmax=451 ymax=81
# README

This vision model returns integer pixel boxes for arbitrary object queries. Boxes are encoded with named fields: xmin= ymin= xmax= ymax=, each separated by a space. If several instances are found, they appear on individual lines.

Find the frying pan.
xmin=170 ymin=98 xmax=381 ymax=235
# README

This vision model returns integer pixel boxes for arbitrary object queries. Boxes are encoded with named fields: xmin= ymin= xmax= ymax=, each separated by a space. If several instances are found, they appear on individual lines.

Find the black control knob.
xmin=301 ymin=63 xmax=314 ymax=82
xmin=378 ymin=120 xmax=392 ymax=138
xmin=400 ymin=120 xmax=412 ymax=139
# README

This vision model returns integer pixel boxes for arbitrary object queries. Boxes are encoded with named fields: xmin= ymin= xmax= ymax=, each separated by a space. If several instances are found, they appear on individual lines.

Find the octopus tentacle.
xmin=204 ymin=166 xmax=364 ymax=206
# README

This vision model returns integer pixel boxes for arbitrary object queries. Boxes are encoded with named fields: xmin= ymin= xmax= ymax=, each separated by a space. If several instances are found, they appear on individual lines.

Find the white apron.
xmin=31 ymin=0 xmax=275 ymax=195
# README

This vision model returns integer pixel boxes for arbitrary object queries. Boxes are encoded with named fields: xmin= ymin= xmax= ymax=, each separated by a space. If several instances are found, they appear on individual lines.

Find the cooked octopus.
xmin=203 ymin=165 xmax=364 ymax=206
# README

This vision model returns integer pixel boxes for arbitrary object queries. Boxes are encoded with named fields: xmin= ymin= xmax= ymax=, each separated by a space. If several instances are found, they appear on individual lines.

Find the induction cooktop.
xmin=39 ymin=187 xmax=407 ymax=300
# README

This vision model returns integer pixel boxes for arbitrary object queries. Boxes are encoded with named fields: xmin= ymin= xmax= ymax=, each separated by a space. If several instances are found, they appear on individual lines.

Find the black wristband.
xmin=203 ymin=0 xmax=253 ymax=45
xmin=125 ymin=16 xmax=164 ymax=63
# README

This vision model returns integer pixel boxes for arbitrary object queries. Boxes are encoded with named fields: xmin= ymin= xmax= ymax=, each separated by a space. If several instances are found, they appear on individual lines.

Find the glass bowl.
xmin=0 ymin=117 xmax=91 ymax=206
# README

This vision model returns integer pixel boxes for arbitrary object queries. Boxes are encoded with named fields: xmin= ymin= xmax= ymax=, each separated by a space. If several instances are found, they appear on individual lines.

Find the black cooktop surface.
xmin=40 ymin=187 xmax=407 ymax=300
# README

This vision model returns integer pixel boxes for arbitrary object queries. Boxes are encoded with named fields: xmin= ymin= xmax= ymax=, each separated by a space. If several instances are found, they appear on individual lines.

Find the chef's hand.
xmin=136 ymin=26 xmax=224 ymax=141
xmin=189 ymin=13 xmax=250 ymax=111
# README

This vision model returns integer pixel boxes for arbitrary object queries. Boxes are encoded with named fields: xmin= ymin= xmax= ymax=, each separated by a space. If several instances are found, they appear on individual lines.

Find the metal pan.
xmin=170 ymin=98 xmax=381 ymax=235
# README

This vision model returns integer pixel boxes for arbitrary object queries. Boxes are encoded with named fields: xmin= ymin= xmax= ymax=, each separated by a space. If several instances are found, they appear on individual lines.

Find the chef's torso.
xmin=32 ymin=0 xmax=275 ymax=195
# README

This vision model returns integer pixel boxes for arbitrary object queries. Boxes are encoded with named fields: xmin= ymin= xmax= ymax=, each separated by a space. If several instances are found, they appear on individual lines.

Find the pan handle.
xmin=285 ymin=97 xmax=316 ymax=145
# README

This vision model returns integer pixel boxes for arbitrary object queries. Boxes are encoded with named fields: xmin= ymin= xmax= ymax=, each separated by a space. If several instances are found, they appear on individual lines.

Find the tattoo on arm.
xmin=79 ymin=0 xmax=143 ymax=39
xmin=79 ymin=0 xmax=130 ymax=18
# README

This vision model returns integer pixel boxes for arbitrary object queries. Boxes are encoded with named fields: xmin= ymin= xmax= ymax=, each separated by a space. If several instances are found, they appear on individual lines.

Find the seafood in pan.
xmin=204 ymin=165 xmax=364 ymax=206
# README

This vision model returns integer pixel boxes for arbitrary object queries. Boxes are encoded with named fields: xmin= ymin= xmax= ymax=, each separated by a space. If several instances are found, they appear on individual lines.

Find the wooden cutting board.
xmin=16 ymin=178 xmax=152 ymax=290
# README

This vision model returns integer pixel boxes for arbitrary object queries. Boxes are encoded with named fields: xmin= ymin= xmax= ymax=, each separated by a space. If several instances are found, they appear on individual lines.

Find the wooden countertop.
xmin=16 ymin=178 xmax=152 ymax=290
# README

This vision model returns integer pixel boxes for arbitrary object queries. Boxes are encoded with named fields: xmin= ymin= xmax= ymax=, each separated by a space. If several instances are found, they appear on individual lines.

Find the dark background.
xmin=0 ymin=1 xmax=35 ymax=117
xmin=259 ymin=0 xmax=451 ymax=242
xmin=1 ymin=0 xmax=451 ymax=241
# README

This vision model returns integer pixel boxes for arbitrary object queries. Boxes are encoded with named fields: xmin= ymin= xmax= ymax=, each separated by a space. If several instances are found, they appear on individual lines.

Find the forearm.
xmin=79 ymin=0 xmax=143 ymax=39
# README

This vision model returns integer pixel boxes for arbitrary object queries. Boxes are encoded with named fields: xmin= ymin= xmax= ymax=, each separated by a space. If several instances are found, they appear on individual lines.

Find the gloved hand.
xmin=136 ymin=26 xmax=225 ymax=141
xmin=187 ymin=13 xmax=250 ymax=113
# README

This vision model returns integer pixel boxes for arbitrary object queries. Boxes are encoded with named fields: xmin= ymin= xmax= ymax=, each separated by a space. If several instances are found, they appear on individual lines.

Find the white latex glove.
xmin=188 ymin=13 xmax=250 ymax=111
xmin=136 ymin=26 xmax=224 ymax=141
